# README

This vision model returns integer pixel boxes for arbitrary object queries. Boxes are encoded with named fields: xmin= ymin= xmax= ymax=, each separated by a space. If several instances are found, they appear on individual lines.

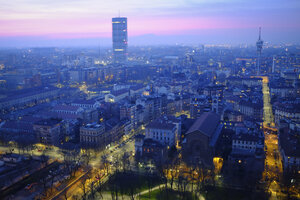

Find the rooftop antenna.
xmin=256 ymin=27 xmax=263 ymax=75
xmin=118 ymin=10 xmax=120 ymax=17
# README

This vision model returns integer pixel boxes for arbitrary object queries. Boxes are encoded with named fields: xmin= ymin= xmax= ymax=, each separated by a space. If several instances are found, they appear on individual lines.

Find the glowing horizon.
xmin=0 ymin=0 xmax=300 ymax=46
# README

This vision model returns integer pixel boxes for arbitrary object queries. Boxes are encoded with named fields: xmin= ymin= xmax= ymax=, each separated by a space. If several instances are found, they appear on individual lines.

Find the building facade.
xmin=80 ymin=123 xmax=105 ymax=147
xmin=34 ymin=119 xmax=62 ymax=146
xmin=182 ymin=112 xmax=222 ymax=167
xmin=112 ymin=17 xmax=128 ymax=64
xmin=145 ymin=120 xmax=176 ymax=147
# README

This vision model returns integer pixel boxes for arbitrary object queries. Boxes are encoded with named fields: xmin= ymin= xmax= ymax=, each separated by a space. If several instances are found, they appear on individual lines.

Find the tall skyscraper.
xmin=112 ymin=17 xmax=128 ymax=64
xmin=256 ymin=27 xmax=263 ymax=75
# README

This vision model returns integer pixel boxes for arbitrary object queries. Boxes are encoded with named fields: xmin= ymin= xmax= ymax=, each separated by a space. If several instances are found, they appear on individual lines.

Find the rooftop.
xmin=111 ymin=89 xmax=129 ymax=96
xmin=34 ymin=118 xmax=62 ymax=126
xmin=146 ymin=121 xmax=176 ymax=130
xmin=186 ymin=112 xmax=220 ymax=137
xmin=72 ymin=99 xmax=98 ymax=105
xmin=53 ymin=105 xmax=81 ymax=112
xmin=81 ymin=123 xmax=104 ymax=130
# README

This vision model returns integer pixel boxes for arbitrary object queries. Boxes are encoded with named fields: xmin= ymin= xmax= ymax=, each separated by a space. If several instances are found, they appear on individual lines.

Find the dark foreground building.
xmin=182 ymin=112 xmax=222 ymax=167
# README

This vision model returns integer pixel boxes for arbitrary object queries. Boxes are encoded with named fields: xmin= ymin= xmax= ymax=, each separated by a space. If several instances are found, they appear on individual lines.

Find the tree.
xmin=101 ymin=155 xmax=110 ymax=175
xmin=188 ymin=166 xmax=197 ymax=193
xmin=114 ymin=155 xmax=122 ymax=173
xmin=95 ymin=176 xmax=104 ymax=199
xmin=81 ymin=148 xmax=92 ymax=167
xmin=89 ymin=181 xmax=96 ymax=200
xmin=169 ymin=158 xmax=180 ymax=190
xmin=109 ymin=182 xmax=119 ymax=200
xmin=195 ymin=164 xmax=209 ymax=192
xmin=146 ymin=172 xmax=153 ymax=199
xmin=40 ymin=153 xmax=48 ymax=167
xmin=129 ymin=184 xmax=136 ymax=200
xmin=49 ymin=170 xmax=59 ymax=194
xmin=79 ymin=175 xmax=90 ymax=200
xmin=40 ymin=174 xmax=49 ymax=197
xmin=62 ymin=189 xmax=68 ymax=200
xmin=121 ymin=152 xmax=130 ymax=172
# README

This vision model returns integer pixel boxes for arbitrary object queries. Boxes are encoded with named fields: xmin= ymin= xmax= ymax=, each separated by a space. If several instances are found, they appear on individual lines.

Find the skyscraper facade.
xmin=112 ymin=17 xmax=128 ymax=64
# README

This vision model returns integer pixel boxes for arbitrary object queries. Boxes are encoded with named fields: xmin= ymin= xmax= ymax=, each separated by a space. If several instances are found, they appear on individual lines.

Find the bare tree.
xmin=109 ymin=182 xmax=119 ymax=200
xmin=169 ymin=160 xmax=180 ymax=190
xmin=195 ymin=164 xmax=208 ymax=192
xmin=188 ymin=166 xmax=197 ymax=193
xmin=40 ymin=174 xmax=49 ymax=197
xmin=89 ymin=181 xmax=96 ymax=200
xmin=129 ymin=185 xmax=136 ymax=200
xmin=101 ymin=155 xmax=110 ymax=175
xmin=49 ymin=170 xmax=58 ymax=194
xmin=79 ymin=175 xmax=90 ymax=200
xmin=81 ymin=148 xmax=92 ymax=167
xmin=95 ymin=178 xmax=104 ymax=199
xmin=121 ymin=152 xmax=130 ymax=172
xmin=62 ymin=189 xmax=68 ymax=200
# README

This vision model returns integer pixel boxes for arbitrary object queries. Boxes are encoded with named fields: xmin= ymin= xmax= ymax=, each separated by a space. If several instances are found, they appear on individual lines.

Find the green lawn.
xmin=202 ymin=185 xmax=270 ymax=200
xmin=140 ymin=188 xmax=197 ymax=200
xmin=104 ymin=171 xmax=163 ymax=195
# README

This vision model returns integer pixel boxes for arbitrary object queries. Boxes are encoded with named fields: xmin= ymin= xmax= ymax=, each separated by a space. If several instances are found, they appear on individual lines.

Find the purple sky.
xmin=1 ymin=0 xmax=300 ymax=47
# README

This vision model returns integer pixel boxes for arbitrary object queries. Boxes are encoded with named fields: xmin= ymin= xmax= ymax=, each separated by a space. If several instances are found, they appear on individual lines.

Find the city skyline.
xmin=0 ymin=0 xmax=300 ymax=47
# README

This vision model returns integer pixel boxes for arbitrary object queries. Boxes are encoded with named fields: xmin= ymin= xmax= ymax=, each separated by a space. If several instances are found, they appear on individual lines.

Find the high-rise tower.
xmin=271 ymin=56 xmax=275 ymax=73
xmin=112 ymin=17 xmax=128 ymax=64
xmin=256 ymin=27 xmax=263 ymax=75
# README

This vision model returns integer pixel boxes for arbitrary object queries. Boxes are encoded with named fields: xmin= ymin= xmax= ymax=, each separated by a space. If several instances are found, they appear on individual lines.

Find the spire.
xmin=259 ymin=27 xmax=261 ymax=40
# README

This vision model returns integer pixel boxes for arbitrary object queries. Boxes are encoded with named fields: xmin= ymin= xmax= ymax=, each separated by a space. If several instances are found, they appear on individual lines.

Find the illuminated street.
xmin=261 ymin=76 xmax=283 ymax=200
xmin=261 ymin=76 xmax=275 ymax=128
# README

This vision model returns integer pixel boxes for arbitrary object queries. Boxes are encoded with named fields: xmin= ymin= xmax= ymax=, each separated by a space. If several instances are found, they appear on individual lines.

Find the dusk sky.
xmin=1 ymin=0 xmax=300 ymax=47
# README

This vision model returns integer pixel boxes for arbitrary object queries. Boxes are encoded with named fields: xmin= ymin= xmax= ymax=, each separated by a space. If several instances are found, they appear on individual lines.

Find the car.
xmin=25 ymin=183 xmax=37 ymax=190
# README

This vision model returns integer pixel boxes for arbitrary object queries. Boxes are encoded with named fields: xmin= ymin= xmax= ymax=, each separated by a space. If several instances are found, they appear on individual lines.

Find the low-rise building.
xmin=33 ymin=118 xmax=63 ymax=146
xmin=53 ymin=105 xmax=84 ymax=116
xmin=234 ymin=100 xmax=263 ymax=120
xmin=279 ymin=120 xmax=300 ymax=171
xmin=232 ymin=132 xmax=264 ymax=157
xmin=0 ymin=86 xmax=60 ymax=112
xmin=190 ymin=95 xmax=210 ymax=119
xmin=105 ymin=89 xmax=129 ymax=103
xmin=274 ymin=102 xmax=300 ymax=126
xmin=134 ymin=134 xmax=167 ymax=162
xmin=80 ymin=123 xmax=105 ymax=148
xmin=71 ymin=99 xmax=100 ymax=109
xmin=145 ymin=115 xmax=181 ymax=147
xmin=224 ymin=121 xmax=265 ymax=174
xmin=120 ymin=104 xmax=137 ymax=130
